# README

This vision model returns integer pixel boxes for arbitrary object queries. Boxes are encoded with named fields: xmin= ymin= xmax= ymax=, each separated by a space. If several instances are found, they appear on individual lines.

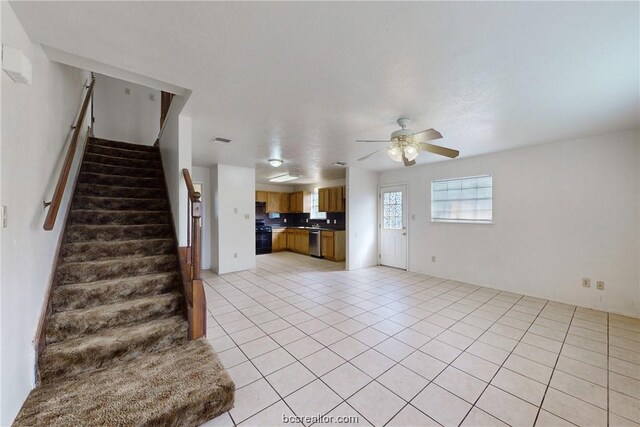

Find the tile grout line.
xmin=531 ymin=305 xmax=578 ymax=426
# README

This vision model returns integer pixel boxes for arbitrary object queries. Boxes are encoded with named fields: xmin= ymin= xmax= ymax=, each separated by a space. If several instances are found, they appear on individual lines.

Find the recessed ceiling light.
xmin=270 ymin=173 xmax=299 ymax=183
xmin=332 ymin=161 xmax=348 ymax=167
xmin=268 ymin=159 xmax=283 ymax=167
xmin=211 ymin=137 xmax=231 ymax=143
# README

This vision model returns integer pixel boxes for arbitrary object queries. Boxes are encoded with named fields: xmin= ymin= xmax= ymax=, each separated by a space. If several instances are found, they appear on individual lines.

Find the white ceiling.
xmin=10 ymin=1 xmax=639 ymax=184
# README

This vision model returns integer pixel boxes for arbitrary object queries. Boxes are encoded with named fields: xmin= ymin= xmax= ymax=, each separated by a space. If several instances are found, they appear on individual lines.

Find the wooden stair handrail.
xmin=43 ymin=75 xmax=96 ymax=230
xmin=181 ymin=168 xmax=206 ymax=339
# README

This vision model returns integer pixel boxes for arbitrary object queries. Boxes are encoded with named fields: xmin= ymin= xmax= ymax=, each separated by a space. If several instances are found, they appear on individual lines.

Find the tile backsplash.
xmin=256 ymin=203 xmax=345 ymax=229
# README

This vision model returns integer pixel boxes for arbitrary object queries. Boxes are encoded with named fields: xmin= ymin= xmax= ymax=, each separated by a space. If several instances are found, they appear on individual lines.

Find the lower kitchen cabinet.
xmin=294 ymin=229 xmax=310 ymax=255
xmin=272 ymin=229 xmax=287 ymax=252
xmin=286 ymin=229 xmax=295 ymax=250
xmin=321 ymin=230 xmax=345 ymax=261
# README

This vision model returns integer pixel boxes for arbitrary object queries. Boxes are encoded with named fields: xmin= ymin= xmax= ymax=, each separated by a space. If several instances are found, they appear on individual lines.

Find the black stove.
xmin=255 ymin=221 xmax=272 ymax=255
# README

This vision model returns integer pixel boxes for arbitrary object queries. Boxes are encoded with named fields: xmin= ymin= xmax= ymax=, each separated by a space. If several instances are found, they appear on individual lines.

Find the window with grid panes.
xmin=382 ymin=191 xmax=403 ymax=229
xmin=431 ymin=175 xmax=492 ymax=223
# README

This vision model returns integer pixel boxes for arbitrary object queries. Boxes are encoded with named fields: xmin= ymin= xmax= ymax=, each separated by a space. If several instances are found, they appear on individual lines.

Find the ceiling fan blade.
xmin=357 ymin=148 xmax=385 ymax=161
xmin=355 ymin=139 xmax=391 ymax=143
xmin=402 ymin=152 xmax=416 ymax=167
xmin=412 ymin=129 xmax=443 ymax=142
xmin=420 ymin=142 xmax=460 ymax=158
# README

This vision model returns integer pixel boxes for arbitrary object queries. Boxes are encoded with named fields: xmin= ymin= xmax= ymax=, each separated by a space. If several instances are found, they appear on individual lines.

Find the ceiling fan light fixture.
xmin=404 ymin=144 xmax=419 ymax=161
xmin=268 ymin=158 xmax=283 ymax=167
xmin=387 ymin=144 xmax=403 ymax=162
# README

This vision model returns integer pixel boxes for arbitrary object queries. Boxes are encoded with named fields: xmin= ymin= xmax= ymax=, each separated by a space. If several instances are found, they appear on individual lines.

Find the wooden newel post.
xmin=189 ymin=192 xmax=206 ymax=339
xmin=191 ymin=194 xmax=202 ymax=279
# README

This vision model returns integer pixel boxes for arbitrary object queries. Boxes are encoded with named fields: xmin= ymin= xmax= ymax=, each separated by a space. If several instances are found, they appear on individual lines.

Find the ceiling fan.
xmin=356 ymin=118 xmax=459 ymax=166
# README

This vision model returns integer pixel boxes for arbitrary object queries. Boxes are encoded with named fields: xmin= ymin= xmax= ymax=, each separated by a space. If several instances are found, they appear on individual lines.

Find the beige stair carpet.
xmin=13 ymin=137 xmax=234 ymax=426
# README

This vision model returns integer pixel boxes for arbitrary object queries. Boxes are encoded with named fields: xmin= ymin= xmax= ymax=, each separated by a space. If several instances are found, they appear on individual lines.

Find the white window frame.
xmin=310 ymin=188 xmax=327 ymax=220
xmin=431 ymin=175 xmax=493 ymax=224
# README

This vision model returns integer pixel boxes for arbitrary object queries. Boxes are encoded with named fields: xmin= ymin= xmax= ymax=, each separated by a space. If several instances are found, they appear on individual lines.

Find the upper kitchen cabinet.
xmin=318 ymin=186 xmax=345 ymax=213
xmin=255 ymin=191 xmax=268 ymax=203
xmin=289 ymin=191 xmax=311 ymax=213
xmin=266 ymin=192 xmax=282 ymax=213
xmin=280 ymin=193 xmax=290 ymax=213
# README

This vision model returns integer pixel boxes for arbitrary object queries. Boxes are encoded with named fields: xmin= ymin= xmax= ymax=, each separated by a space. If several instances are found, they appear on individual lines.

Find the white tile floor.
xmin=201 ymin=252 xmax=640 ymax=427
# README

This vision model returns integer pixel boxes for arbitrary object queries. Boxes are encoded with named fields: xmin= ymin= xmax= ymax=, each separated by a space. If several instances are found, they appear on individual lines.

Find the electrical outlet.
xmin=283 ymin=218 xmax=287 ymax=223
xmin=233 ymin=253 xmax=238 ymax=259
xmin=582 ymin=278 xmax=591 ymax=288
xmin=149 ymin=93 xmax=156 ymax=101
xmin=306 ymin=218 xmax=309 ymax=223
xmin=234 ymin=207 xmax=238 ymax=214
xmin=333 ymin=219 xmax=336 ymax=224
xmin=326 ymin=219 xmax=330 ymax=224
xmin=124 ymin=88 xmax=130 ymax=95
xmin=596 ymin=281 xmax=605 ymax=290
xmin=244 ymin=214 xmax=250 ymax=219
xmin=431 ymin=256 xmax=436 ymax=262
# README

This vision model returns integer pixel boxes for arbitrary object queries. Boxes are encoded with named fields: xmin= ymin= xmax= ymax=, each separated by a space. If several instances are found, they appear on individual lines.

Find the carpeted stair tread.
xmin=90 ymin=137 xmax=159 ymax=152
xmin=69 ymin=209 xmax=170 ymax=225
xmin=79 ymin=172 xmax=165 ymax=188
xmin=84 ymin=152 xmax=162 ymax=169
xmin=57 ymin=254 xmax=178 ymax=285
xmin=74 ymin=194 xmax=167 ymax=210
xmin=87 ymin=143 xmax=161 ymax=161
xmin=63 ymin=238 xmax=175 ymax=262
xmin=38 ymin=316 xmax=188 ymax=385
xmin=46 ymin=292 xmax=184 ymax=344
xmin=82 ymin=161 xmax=164 ymax=179
xmin=65 ymin=223 xmax=173 ymax=243
xmin=75 ymin=183 xmax=167 ymax=199
xmin=15 ymin=339 xmax=235 ymax=427
xmin=51 ymin=272 xmax=181 ymax=312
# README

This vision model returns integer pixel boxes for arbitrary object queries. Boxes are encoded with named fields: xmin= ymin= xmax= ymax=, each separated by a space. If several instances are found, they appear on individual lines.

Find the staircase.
xmin=14 ymin=138 xmax=234 ymax=426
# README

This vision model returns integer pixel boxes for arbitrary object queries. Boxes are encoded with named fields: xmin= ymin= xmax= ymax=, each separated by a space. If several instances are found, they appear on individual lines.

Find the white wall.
xmin=1 ymin=3 xmax=90 ymax=423
xmin=159 ymin=97 xmax=192 ymax=246
xmin=346 ymin=168 xmax=378 ymax=271
xmin=93 ymin=74 xmax=160 ymax=146
xmin=379 ymin=131 xmax=640 ymax=317
xmin=211 ymin=165 xmax=256 ymax=274
xmin=192 ymin=166 xmax=211 ymax=270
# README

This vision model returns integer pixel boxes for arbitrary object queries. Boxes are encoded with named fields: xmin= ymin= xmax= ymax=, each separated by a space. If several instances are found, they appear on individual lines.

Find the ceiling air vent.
xmin=211 ymin=137 xmax=231 ymax=143
xmin=333 ymin=161 xmax=348 ymax=167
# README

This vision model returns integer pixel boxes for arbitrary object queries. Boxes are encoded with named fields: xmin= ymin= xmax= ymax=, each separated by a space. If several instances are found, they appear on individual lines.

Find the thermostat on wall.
xmin=2 ymin=45 xmax=32 ymax=85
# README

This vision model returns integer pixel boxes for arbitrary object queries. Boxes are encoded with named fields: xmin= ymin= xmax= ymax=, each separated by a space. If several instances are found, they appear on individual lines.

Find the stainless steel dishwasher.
xmin=309 ymin=229 xmax=322 ymax=258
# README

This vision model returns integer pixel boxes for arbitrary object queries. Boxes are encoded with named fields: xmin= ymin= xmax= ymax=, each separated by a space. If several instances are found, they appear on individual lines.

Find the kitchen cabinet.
xmin=255 ymin=191 xmax=268 ymax=203
xmin=286 ymin=229 xmax=295 ymax=250
xmin=294 ymin=229 xmax=310 ymax=254
xmin=321 ymin=230 xmax=345 ymax=261
xmin=318 ymin=188 xmax=330 ymax=213
xmin=289 ymin=191 xmax=311 ymax=213
xmin=280 ymin=193 xmax=290 ymax=213
xmin=266 ymin=192 xmax=282 ymax=213
xmin=329 ymin=186 xmax=345 ymax=212
xmin=272 ymin=229 xmax=287 ymax=252
xmin=318 ymin=186 xmax=345 ymax=213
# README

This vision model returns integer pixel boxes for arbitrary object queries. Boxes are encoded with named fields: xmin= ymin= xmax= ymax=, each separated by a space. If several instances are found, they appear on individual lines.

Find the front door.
xmin=379 ymin=185 xmax=408 ymax=269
